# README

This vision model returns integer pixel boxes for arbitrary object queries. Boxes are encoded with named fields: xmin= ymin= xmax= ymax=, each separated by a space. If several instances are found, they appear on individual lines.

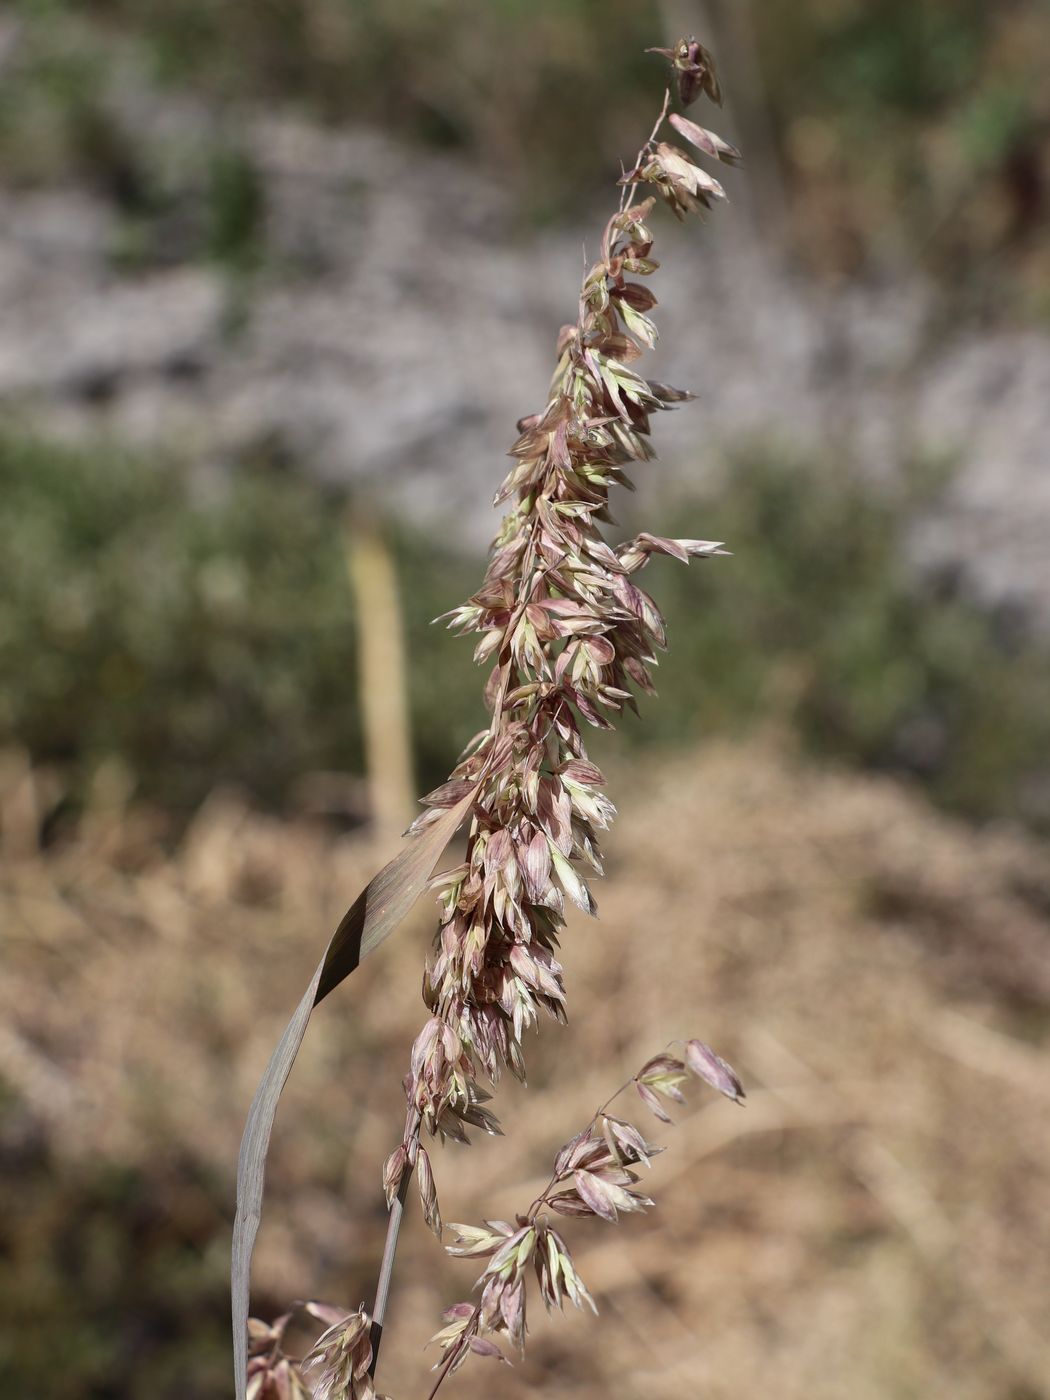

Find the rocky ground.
xmin=2 ymin=94 xmax=1048 ymax=623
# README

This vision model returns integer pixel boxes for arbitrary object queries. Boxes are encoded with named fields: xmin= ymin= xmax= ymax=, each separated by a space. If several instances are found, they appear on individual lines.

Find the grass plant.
xmin=235 ymin=37 xmax=749 ymax=1400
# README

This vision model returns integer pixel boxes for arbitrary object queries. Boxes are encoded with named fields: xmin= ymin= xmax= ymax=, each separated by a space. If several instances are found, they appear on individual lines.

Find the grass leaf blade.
xmin=231 ymin=790 xmax=474 ymax=1398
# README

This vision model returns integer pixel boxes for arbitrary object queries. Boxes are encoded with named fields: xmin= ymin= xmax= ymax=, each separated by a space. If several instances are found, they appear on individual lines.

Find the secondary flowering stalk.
xmin=426 ymin=1040 xmax=745 ymax=1390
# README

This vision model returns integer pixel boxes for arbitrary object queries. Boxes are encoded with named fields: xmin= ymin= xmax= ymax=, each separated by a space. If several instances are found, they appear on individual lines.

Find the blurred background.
xmin=1 ymin=1 xmax=1049 ymax=1396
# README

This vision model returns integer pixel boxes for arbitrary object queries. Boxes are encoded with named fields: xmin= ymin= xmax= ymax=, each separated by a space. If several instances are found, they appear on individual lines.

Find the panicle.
xmin=429 ymin=1037 xmax=743 ymax=1384
xmin=392 ymin=35 xmax=741 ymax=1204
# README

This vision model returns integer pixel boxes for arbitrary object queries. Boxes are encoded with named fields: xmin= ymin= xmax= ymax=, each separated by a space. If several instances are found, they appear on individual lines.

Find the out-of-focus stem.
xmin=345 ymin=510 xmax=415 ymax=847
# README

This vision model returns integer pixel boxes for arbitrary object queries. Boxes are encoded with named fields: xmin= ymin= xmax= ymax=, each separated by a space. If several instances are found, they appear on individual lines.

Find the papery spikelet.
xmin=301 ymin=1306 xmax=383 ymax=1400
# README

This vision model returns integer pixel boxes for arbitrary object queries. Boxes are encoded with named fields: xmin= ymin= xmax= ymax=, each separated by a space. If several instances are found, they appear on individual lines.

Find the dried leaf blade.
xmin=231 ymin=790 xmax=474 ymax=1399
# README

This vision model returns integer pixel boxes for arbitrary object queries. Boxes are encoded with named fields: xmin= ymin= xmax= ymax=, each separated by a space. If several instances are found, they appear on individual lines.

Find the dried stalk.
xmin=345 ymin=512 xmax=415 ymax=847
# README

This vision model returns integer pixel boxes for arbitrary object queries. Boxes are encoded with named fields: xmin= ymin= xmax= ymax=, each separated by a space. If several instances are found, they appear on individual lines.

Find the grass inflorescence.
xmin=235 ymin=35 xmax=754 ymax=1400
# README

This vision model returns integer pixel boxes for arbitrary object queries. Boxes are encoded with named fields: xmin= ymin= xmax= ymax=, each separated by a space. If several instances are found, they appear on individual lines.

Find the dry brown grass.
xmin=2 ymin=739 xmax=1049 ymax=1399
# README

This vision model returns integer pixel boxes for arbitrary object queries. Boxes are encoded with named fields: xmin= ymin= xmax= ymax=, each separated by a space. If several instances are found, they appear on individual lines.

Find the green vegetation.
xmin=0 ymin=434 xmax=355 ymax=815
xmin=0 ymin=430 xmax=480 ymax=820
xmin=754 ymin=0 xmax=1049 ymax=310
xmin=0 ymin=1143 xmax=232 ymax=1400
xmin=3 ymin=429 xmax=1048 ymax=831
xmin=633 ymin=454 xmax=1050 ymax=826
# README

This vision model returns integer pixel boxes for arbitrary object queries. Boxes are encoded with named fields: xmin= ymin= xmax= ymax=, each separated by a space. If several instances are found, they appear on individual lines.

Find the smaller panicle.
xmin=427 ymin=1037 xmax=744 ymax=1391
